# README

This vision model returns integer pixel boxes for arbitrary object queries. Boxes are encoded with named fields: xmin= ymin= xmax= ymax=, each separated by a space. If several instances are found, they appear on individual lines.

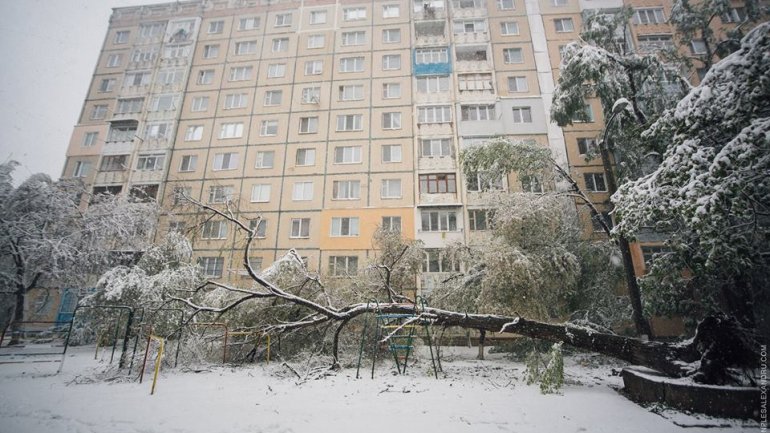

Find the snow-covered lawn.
xmin=0 ymin=346 xmax=756 ymax=433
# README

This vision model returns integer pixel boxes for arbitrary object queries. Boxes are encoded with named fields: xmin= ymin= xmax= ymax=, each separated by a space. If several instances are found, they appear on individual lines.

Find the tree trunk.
xmin=477 ymin=328 xmax=486 ymax=360
xmin=9 ymin=289 xmax=25 ymax=345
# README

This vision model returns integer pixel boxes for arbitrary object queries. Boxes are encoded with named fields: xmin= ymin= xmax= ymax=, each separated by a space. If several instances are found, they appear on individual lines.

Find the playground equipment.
xmin=356 ymin=297 xmax=440 ymax=379
xmin=0 ymin=321 xmax=72 ymax=365
xmin=139 ymin=335 xmax=165 ymax=395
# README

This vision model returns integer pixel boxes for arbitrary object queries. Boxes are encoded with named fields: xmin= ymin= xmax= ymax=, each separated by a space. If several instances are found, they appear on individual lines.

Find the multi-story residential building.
xmin=61 ymin=0 xmax=761 ymax=302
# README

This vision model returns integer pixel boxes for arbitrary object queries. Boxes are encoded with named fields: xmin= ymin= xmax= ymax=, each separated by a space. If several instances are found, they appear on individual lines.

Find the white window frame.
xmin=382 ymin=112 xmax=402 ymax=129
xmin=208 ymin=186 xmax=234 ymax=203
xmin=203 ymin=44 xmax=219 ymax=59
xmin=264 ymin=90 xmax=283 ymax=106
xmin=185 ymin=125 xmax=203 ymax=141
xmin=584 ymin=173 xmax=607 ymax=192
xmin=554 ymin=18 xmax=574 ymax=33
xmin=507 ymin=76 xmax=528 ymax=92
xmin=382 ymin=144 xmax=402 ymax=163
xmin=275 ymin=13 xmax=292 ymax=27
xmin=239 ymin=17 xmax=260 ymax=30
xmin=191 ymin=96 xmax=209 ymax=112
xmin=179 ymin=155 xmax=198 ymax=172
xmin=339 ymin=57 xmax=365 ymax=73
xmin=383 ymin=4 xmax=400 ymax=18
xmin=82 ymin=132 xmax=99 ymax=147
xmin=381 ymin=179 xmax=402 ymax=199
xmin=500 ymin=21 xmax=519 ymax=35
xmin=267 ymin=63 xmax=286 ymax=78
xmin=342 ymin=31 xmax=366 ymax=46
xmin=304 ymin=60 xmax=323 ymax=75
xmin=292 ymin=182 xmax=314 ymax=201
xmin=308 ymin=34 xmax=325 ymax=49
xmin=255 ymin=151 xmax=275 ymax=169
xmin=336 ymin=114 xmax=363 ymax=132
xmin=299 ymin=117 xmax=319 ymax=134
xmin=209 ymin=20 xmax=224 ymax=34
xmin=330 ymin=217 xmax=360 ymax=237
xmin=260 ymin=120 xmax=278 ymax=136
xmin=198 ymin=69 xmax=215 ymax=85
xmin=229 ymin=66 xmax=253 ymax=81
xmin=382 ymin=28 xmax=401 ymax=43
xmin=334 ymin=146 xmax=362 ymax=163
xmin=332 ymin=180 xmax=361 ymax=200
xmin=219 ymin=122 xmax=244 ymax=139
xmin=296 ymin=148 xmax=316 ymax=166
xmin=511 ymin=107 xmax=533 ymax=123
xmin=302 ymin=87 xmax=321 ymax=104
xmin=271 ymin=37 xmax=289 ymax=52
xmin=224 ymin=93 xmax=248 ymax=110
xmin=382 ymin=54 xmax=401 ymax=70
xmin=383 ymin=82 xmax=401 ymax=99
xmin=339 ymin=85 xmax=364 ymax=101
xmin=417 ymin=106 xmax=452 ymax=124
xmin=310 ymin=10 xmax=327 ymax=24
xmin=213 ymin=153 xmax=239 ymax=171
xmin=420 ymin=138 xmax=453 ymax=157
xmin=290 ymin=218 xmax=311 ymax=238
xmin=72 ymin=161 xmax=90 ymax=178
xmin=202 ymin=220 xmax=228 ymax=239
xmin=343 ymin=7 xmax=367 ymax=21
xmin=503 ymin=48 xmax=523 ymax=64
xmin=250 ymin=184 xmax=271 ymax=203
xmin=199 ymin=257 xmax=224 ymax=277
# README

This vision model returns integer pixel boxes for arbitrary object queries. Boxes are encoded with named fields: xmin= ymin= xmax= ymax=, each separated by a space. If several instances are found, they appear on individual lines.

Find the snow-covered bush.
xmin=525 ymin=342 xmax=564 ymax=394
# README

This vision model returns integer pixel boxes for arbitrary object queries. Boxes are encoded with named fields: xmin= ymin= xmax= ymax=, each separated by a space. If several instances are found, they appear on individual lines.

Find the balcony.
xmin=417 ymin=122 xmax=454 ymax=135
xmin=418 ymin=155 xmax=456 ymax=171
xmin=94 ymin=170 xmax=127 ymax=185
xmin=130 ymin=169 xmax=165 ymax=183
xmin=418 ymin=192 xmax=460 ymax=206
xmin=455 ymin=60 xmax=491 ymax=73
xmin=414 ymin=92 xmax=453 ymax=105
xmin=414 ymin=0 xmax=446 ymax=20
xmin=453 ymin=31 xmax=489 ymax=44
xmin=120 ymin=84 xmax=151 ymax=97
xmin=415 ymin=230 xmax=464 ymax=248
xmin=451 ymin=0 xmax=487 ymax=18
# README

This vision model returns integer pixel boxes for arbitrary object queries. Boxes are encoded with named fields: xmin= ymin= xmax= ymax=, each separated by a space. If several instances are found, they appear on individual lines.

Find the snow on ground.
xmin=0 ymin=345 xmax=758 ymax=433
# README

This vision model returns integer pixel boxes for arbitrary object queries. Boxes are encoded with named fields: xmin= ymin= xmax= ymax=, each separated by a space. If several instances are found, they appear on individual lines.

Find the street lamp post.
xmin=599 ymin=100 xmax=652 ymax=338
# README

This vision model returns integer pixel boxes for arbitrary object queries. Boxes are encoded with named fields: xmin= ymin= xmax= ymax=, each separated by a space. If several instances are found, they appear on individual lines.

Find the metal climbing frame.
xmin=59 ymin=304 xmax=134 ymax=372
xmin=355 ymin=297 xmax=440 ymax=379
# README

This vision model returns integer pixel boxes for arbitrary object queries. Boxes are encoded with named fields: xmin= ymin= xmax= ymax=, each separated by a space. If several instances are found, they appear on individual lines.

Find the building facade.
xmin=61 ymin=0 xmax=756 ymax=296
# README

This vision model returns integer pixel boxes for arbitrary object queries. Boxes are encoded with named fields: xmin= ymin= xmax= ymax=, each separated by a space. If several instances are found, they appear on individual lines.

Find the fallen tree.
xmin=167 ymin=198 xmax=759 ymax=385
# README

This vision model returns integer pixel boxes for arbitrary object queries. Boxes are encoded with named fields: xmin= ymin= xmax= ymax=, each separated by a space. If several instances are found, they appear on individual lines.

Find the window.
xmin=145 ymin=122 xmax=171 ymax=139
xmin=149 ymin=95 xmax=178 ymax=112
xmin=421 ymin=138 xmax=452 ymax=157
xmin=213 ymin=152 xmax=239 ymax=170
xmin=157 ymin=69 xmax=184 ymax=86
xmin=275 ymin=13 xmax=292 ymax=27
xmin=511 ymin=107 xmax=532 ymax=123
xmin=383 ymin=29 xmax=401 ymax=43
xmin=99 ymin=155 xmax=128 ymax=171
xmin=633 ymin=8 xmax=666 ymax=25
xmin=342 ymin=31 xmax=366 ymax=46
xmin=291 ymin=117 xmax=317 ymax=136
xmin=179 ymin=155 xmax=197 ymax=172
xmin=239 ymin=17 xmax=260 ymax=31
xmin=250 ymin=184 xmax=271 ymax=202
xmin=637 ymin=34 xmax=674 ymax=52
xmin=520 ymin=175 xmax=543 ymax=193
xmin=416 ymin=76 xmax=450 ymax=93
xmin=171 ymin=187 xmax=191 ymax=206
xmin=507 ymin=76 xmax=528 ymax=92
xmin=344 ymin=7 xmax=367 ymax=21
xmin=185 ymin=125 xmax=203 ymax=141
xmin=229 ymin=66 xmax=253 ymax=81
xmin=418 ymin=106 xmax=452 ymax=123
xmin=208 ymin=185 xmax=234 ymax=203
xmin=334 ymin=145 xmax=362 ymax=163
xmin=264 ymin=90 xmax=283 ymax=106
xmin=304 ymin=60 xmax=323 ymax=75
xmin=292 ymin=182 xmax=314 ymax=201
xmin=383 ymin=83 xmax=401 ymax=99
xmin=554 ymin=18 xmax=574 ymax=32
xmin=641 ymin=245 xmax=668 ymax=267
xmin=260 ymin=120 xmax=278 ymax=136
xmin=209 ymin=20 xmax=224 ymax=33
xmin=503 ymin=48 xmax=523 ymax=64
xmin=236 ymin=40 xmax=258 ymax=55
xmin=382 ymin=112 xmax=402 ymax=130
xmin=308 ymin=34 xmax=325 ymax=49
xmin=199 ymin=257 xmax=224 ymax=278
xmin=224 ymin=93 xmax=249 ymax=109
xmin=267 ymin=63 xmax=286 ymax=78
xmin=332 ymin=180 xmax=361 ymax=200
xmin=250 ymin=219 xmax=268 ymax=238
xmin=461 ymin=105 xmax=496 ymax=121
xmin=382 ymin=216 xmax=401 ymax=232
xmin=139 ymin=22 xmax=164 ymax=38
xmin=310 ymin=10 xmax=327 ymax=24
xmin=132 ymin=47 xmax=159 ymax=62
xmin=415 ymin=48 xmax=449 ymax=64
xmin=336 ymin=115 xmax=363 ymax=131
xmin=191 ymin=96 xmax=209 ymax=112
xmin=202 ymin=220 xmax=228 ymax=239
xmin=382 ymin=54 xmax=401 ymax=70
xmin=106 ymin=54 xmax=122 ymax=68
xmin=116 ymin=97 xmax=144 ymax=114
xmin=329 ymin=256 xmax=358 ymax=276
xmin=421 ymin=210 xmax=457 ymax=231
xmin=198 ymin=69 xmax=215 ymax=85
xmin=220 ymin=122 xmax=244 ymax=139
xmin=90 ymin=105 xmax=107 ymax=120
xmin=453 ymin=20 xmax=487 ymax=34
xmin=552 ymin=0 xmax=567 ymax=6
xmin=290 ymin=218 xmax=311 ymax=237
xmin=383 ymin=4 xmax=400 ymax=17
xmin=83 ymin=132 xmax=98 ymax=147
xmin=296 ymin=148 xmax=315 ymax=166
xmin=423 ymin=250 xmax=460 ymax=273
xmin=99 ymin=79 xmax=115 ymax=92
xmin=203 ymin=44 xmax=220 ymax=59
xmin=584 ymin=173 xmax=607 ymax=192
xmin=339 ymin=85 xmax=364 ymax=101
xmin=72 ymin=161 xmax=91 ymax=178
xmin=497 ymin=0 xmax=514 ymax=9
xmin=255 ymin=151 xmax=275 ymax=169
xmin=382 ymin=145 xmax=402 ymax=163
xmin=722 ymin=7 xmax=747 ymax=23
xmin=468 ymin=209 xmax=493 ymax=231
xmin=467 ymin=172 xmax=503 ymax=191
xmin=381 ymin=179 xmax=402 ymax=198
xmin=272 ymin=38 xmax=289 ymax=52
xmin=302 ymin=87 xmax=320 ymax=104
xmin=114 ymin=30 xmax=129 ymax=44
xmin=455 ymin=46 xmax=488 ymax=62
xmin=500 ymin=21 xmax=519 ymax=35
xmin=419 ymin=173 xmax=457 ymax=193
xmin=136 ymin=155 xmax=166 ymax=171
xmin=124 ymin=71 xmax=151 ymax=87
xmin=107 ymin=123 xmax=137 ymax=142
xmin=691 ymin=40 xmax=707 ymax=55
xmin=339 ymin=57 xmax=365 ymax=72
xmin=331 ymin=217 xmax=360 ymax=236
xmin=577 ymin=137 xmax=598 ymax=155
xmin=572 ymin=104 xmax=595 ymax=122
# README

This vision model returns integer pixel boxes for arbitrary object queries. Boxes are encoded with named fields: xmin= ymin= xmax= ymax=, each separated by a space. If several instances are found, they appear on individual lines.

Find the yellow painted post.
xmin=150 ymin=336 xmax=165 ymax=395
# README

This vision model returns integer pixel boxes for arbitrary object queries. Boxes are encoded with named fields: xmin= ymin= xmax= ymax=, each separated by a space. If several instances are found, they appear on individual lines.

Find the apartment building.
xmin=61 ymin=0 xmax=756 ymax=294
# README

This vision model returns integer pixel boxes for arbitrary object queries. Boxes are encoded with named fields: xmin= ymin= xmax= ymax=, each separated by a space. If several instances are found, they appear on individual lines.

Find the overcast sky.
xmin=0 ymin=0 xmax=163 ymax=185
